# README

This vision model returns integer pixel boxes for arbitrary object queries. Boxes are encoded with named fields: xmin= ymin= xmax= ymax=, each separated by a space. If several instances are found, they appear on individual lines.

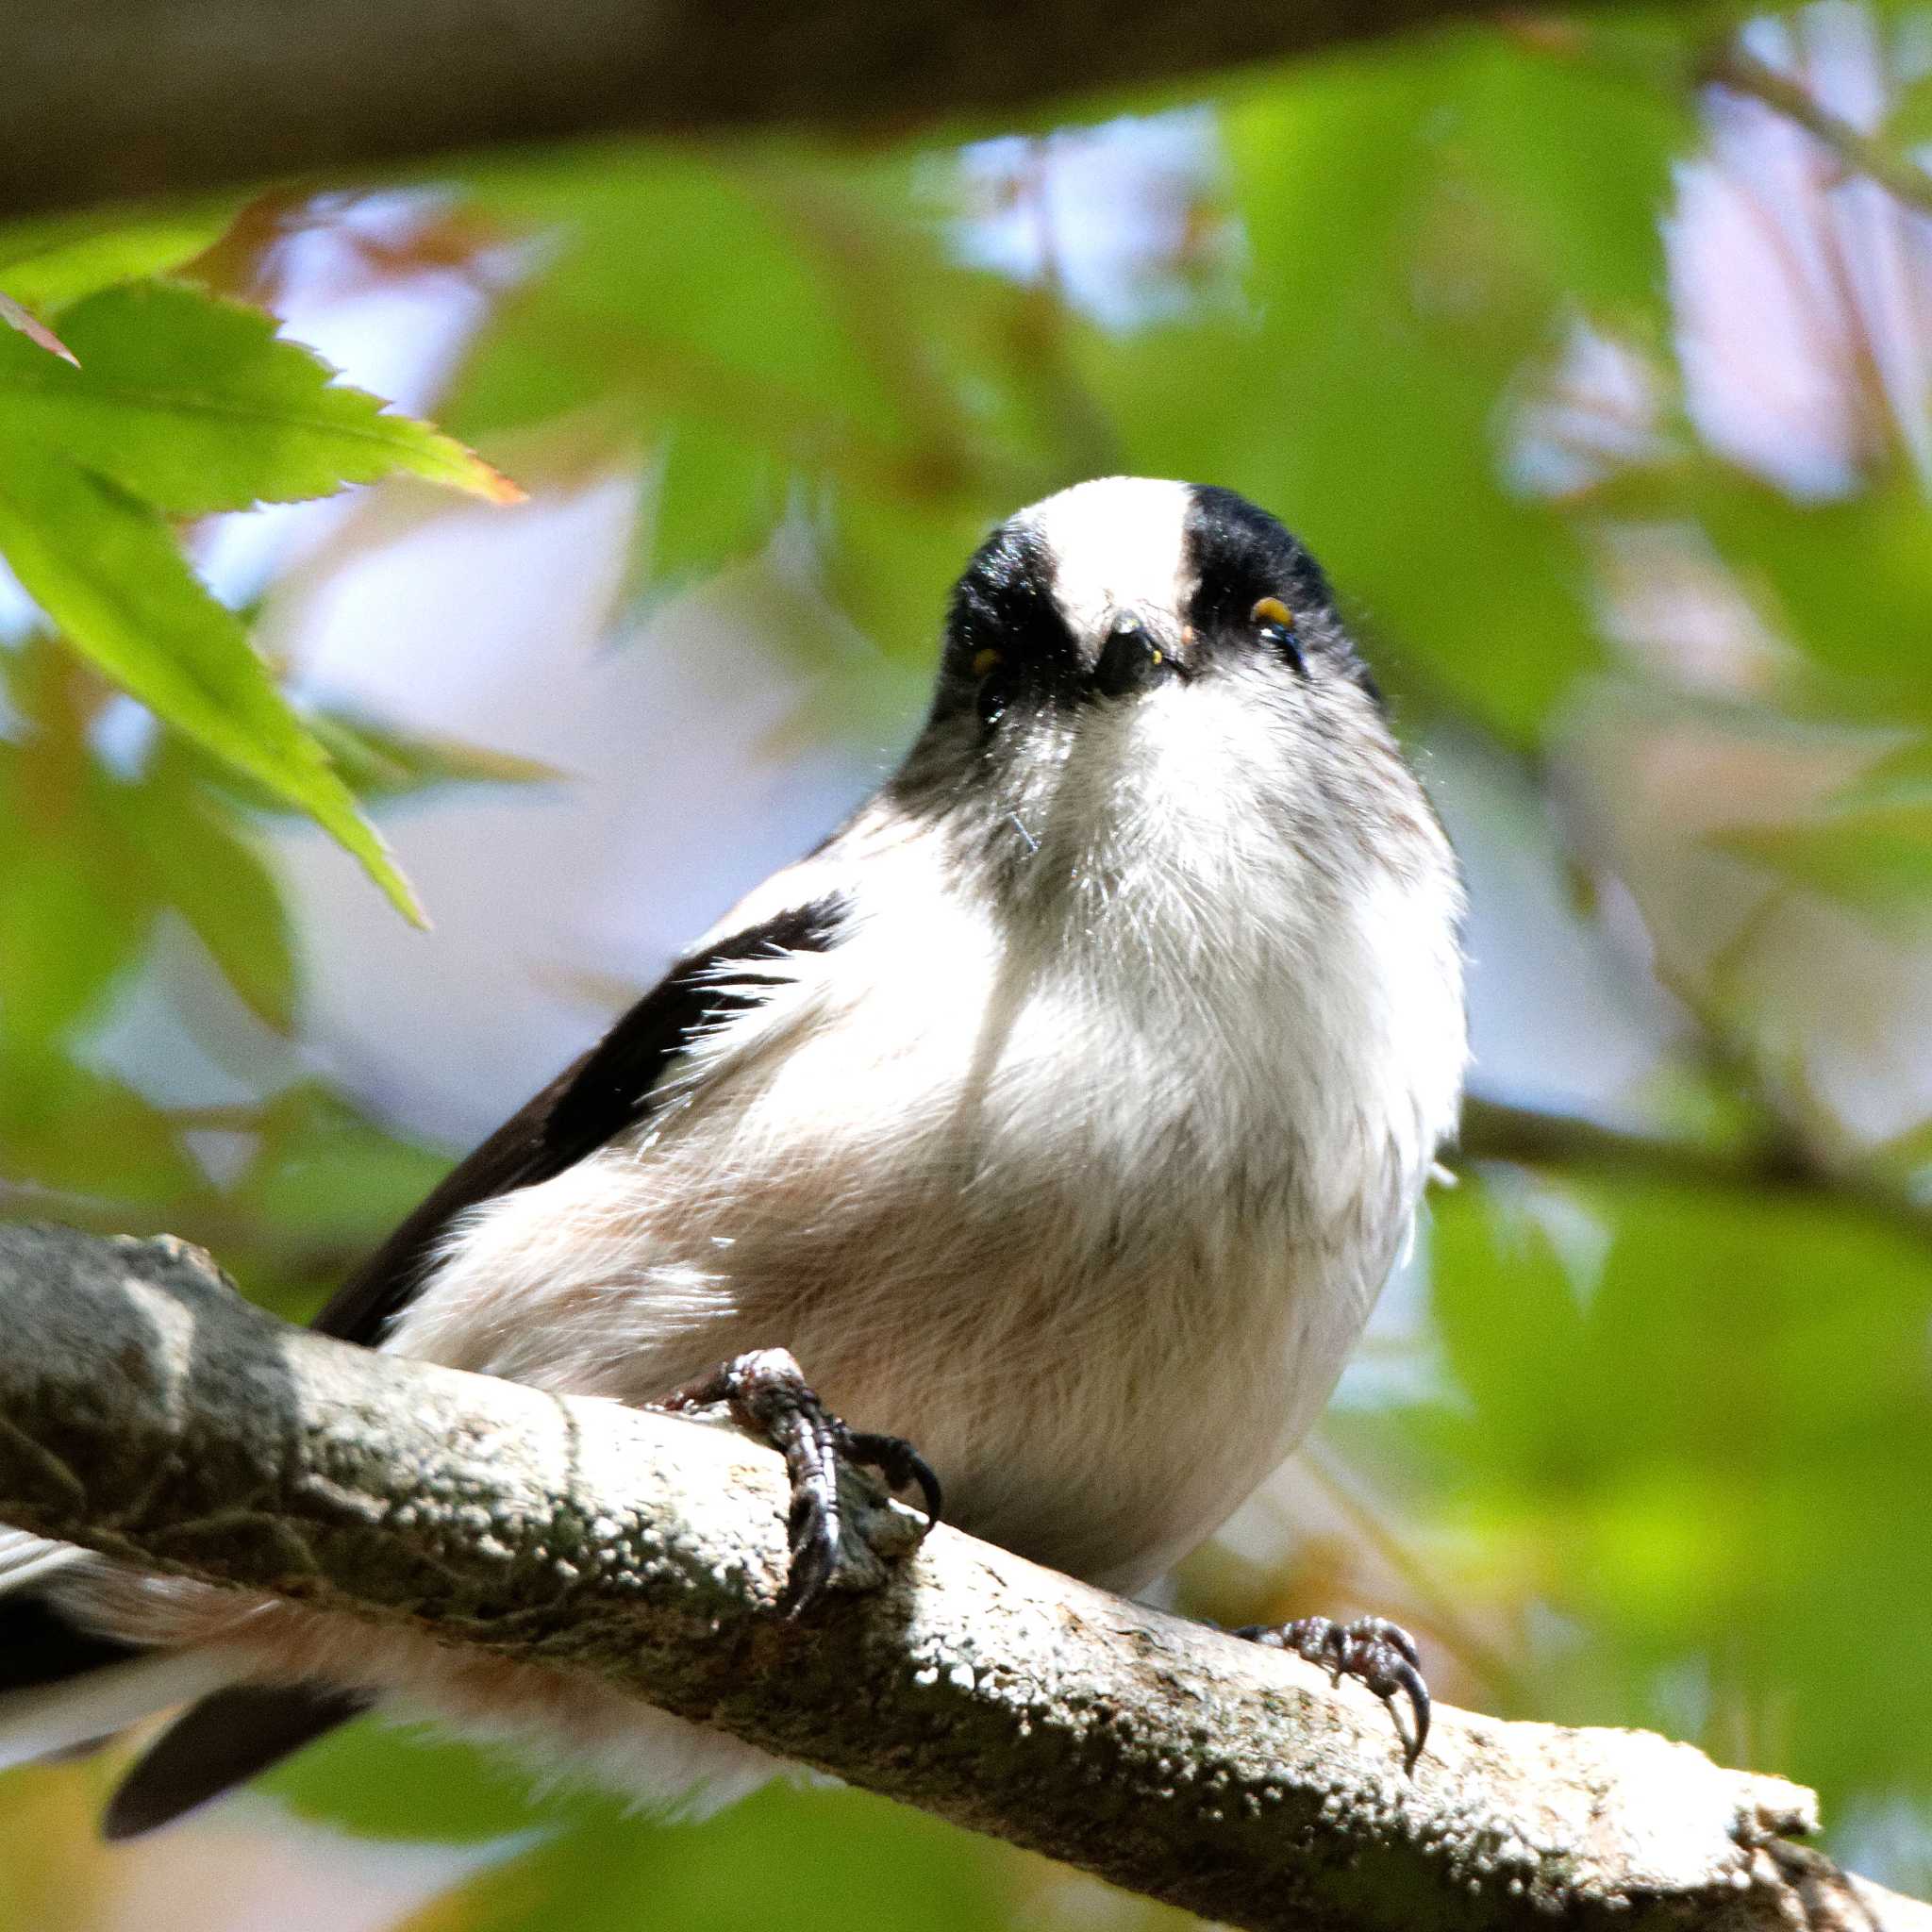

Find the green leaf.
xmin=0 ymin=281 xmax=523 ymax=516
xmin=826 ymin=481 xmax=1001 ymax=672
xmin=0 ymin=1044 xmax=204 ymax=1205
xmin=1437 ymin=30 xmax=1685 ymax=316
xmin=108 ymin=754 xmax=302 ymax=1032
xmin=409 ymin=1781 xmax=1017 ymax=1932
xmin=0 ymin=292 xmax=76 ymax=367
xmin=456 ymin=150 xmax=913 ymax=451
xmin=1411 ymin=1170 xmax=1932 ymax=1798
xmin=1095 ymin=42 xmax=1623 ymax=744
xmin=306 ymin=708 xmax=562 ymax=804
xmin=0 ymin=749 xmax=159 ymax=1053
xmin=1607 ymin=456 xmax=1932 ymax=724
xmin=1715 ymin=793 xmax=1932 ymax=924
xmin=0 ymin=203 xmax=240 ymax=313
xmin=644 ymin=429 xmax=787 ymax=591
xmin=230 ymin=1083 xmax=453 ymax=1256
xmin=1887 ymin=71 xmax=1932 ymax=149
xmin=0 ymin=446 xmax=425 ymax=925
xmin=264 ymin=1721 xmax=553 ymax=1844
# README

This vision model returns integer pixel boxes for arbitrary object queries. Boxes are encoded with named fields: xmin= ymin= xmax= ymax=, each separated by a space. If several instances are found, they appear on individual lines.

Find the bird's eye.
xmin=971 ymin=647 xmax=1003 ymax=678
xmin=1250 ymin=594 xmax=1306 ymax=676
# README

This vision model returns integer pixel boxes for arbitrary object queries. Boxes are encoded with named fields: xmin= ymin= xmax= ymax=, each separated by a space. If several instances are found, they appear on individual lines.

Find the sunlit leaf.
xmin=458 ymin=150 xmax=915 ymax=450
xmin=644 ymin=428 xmax=787 ymax=591
xmin=0 ymin=281 xmax=523 ymax=516
xmin=1405 ymin=1171 xmax=1932 ymax=1802
xmin=1092 ymin=34 xmax=1664 ymax=743
xmin=0 ymin=203 xmax=239 ymax=313
xmin=230 ymin=1083 xmax=452 ymax=1257
xmin=1440 ymin=29 xmax=1686 ymax=315
xmin=0 ymin=446 xmax=425 ymax=924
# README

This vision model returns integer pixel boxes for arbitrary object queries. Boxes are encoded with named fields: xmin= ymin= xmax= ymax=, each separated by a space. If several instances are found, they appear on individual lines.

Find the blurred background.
xmin=5 ymin=1 xmax=1932 ymax=1924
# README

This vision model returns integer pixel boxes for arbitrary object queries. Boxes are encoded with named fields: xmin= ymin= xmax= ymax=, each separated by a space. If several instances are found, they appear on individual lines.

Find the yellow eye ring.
xmin=971 ymin=647 xmax=1003 ymax=678
xmin=1251 ymin=596 xmax=1294 ymax=630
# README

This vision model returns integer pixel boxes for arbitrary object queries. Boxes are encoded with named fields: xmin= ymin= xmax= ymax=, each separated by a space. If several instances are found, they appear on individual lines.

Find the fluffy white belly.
xmin=384 ymin=885 xmax=1422 ymax=1593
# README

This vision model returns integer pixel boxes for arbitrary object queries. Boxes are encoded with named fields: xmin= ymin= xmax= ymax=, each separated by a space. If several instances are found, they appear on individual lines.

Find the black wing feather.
xmin=100 ymin=892 xmax=847 ymax=1841
xmin=311 ymin=894 xmax=846 ymax=1346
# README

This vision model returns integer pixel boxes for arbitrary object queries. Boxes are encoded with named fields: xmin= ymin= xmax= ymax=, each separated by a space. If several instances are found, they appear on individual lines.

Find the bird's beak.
xmin=1091 ymin=613 xmax=1182 ymax=698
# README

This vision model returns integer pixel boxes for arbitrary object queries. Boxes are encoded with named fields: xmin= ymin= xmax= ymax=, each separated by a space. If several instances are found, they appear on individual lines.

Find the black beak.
xmin=1091 ymin=616 xmax=1178 ymax=699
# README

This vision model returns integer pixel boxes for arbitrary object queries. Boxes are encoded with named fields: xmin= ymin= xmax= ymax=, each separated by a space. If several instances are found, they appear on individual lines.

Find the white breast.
xmin=387 ymin=679 xmax=1465 ymax=1595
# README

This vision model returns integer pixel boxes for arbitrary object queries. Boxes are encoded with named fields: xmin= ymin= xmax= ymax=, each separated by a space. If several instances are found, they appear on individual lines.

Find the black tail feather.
xmin=103 ymin=1684 xmax=368 ymax=1841
xmin=0 ymin=1596 xmax=142 ymax=1693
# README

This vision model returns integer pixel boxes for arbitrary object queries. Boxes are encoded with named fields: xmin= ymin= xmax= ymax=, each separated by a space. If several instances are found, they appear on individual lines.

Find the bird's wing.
xmin=311 ymin=891 xmax=848 ymax=1347
xmin=100 ymin=889 xmax=849 ymax=1840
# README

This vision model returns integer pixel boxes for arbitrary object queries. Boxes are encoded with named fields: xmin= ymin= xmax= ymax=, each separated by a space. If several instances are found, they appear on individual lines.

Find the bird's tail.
xmin=0 ymin=1530 xmax=232 ymax=1773
xmin=0 ymin=1528 xmax=368 ymax=1835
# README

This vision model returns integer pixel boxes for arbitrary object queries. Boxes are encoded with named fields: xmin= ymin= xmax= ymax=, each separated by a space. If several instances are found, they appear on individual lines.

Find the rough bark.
xmin=0 ymin=1220 xmax=1924 ymax=1932
xmin=0 ymin=0 xmax=1659 ymax=220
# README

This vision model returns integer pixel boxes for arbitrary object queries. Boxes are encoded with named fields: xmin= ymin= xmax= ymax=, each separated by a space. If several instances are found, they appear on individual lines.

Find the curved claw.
xmin=1387 ymin=1657 xmax=1430 ymax=1774
xmin=1235 ymin=1612 xmax=1433 ymax=1774
xmin=663 ymin=1351 xmax=941 ymax=1619
xmin=905 ymin=1450 xmax=943 ymax=1531
xmin=846 ymin=1430 xmax=944 ymax=1535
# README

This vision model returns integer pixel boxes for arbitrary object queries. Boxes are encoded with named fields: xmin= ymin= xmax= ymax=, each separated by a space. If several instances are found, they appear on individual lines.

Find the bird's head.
xmin=927 ymin=476 xmax=1382 ymax=738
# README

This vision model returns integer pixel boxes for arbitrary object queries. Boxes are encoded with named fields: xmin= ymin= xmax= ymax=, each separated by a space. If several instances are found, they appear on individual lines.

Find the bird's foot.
xmin=663 ymin=1347 xmax=941 ymax=1618
xmin=1236 ymin=1614 xmax=1430 ymax=1773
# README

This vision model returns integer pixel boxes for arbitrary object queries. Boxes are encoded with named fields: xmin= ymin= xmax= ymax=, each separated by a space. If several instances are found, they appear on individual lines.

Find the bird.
xmin=0 ymin=475 xmax=1467 ymax=1837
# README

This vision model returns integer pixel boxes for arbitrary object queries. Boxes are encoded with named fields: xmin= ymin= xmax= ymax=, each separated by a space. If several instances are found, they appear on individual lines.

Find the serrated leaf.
xmin=0 ymin=445 xmax=425 ymax=925
xmin=0 ymin=281 xmax=524 ymax=516
xmin=0 ymin=203 xmax=240 ymax=313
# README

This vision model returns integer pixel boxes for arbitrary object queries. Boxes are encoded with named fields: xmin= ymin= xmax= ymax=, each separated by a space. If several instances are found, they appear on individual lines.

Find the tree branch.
xmin=1699 ymin=42 xmax=1932 ymax=222
xmin=1458 ymin=1094 xmax=1932 ymax=1242
xmin=0 ymin=1220 xmax=1924 ymax=1932
xmin=0 ymin=1 xmax=1665 ymax=221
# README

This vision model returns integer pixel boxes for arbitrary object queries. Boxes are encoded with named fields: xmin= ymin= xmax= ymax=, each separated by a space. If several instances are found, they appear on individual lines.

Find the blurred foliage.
xmin=0 ymin=222 xmax=518 ymax=922
xmin=5 ymin=0 xmax=1932 ymax=1926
